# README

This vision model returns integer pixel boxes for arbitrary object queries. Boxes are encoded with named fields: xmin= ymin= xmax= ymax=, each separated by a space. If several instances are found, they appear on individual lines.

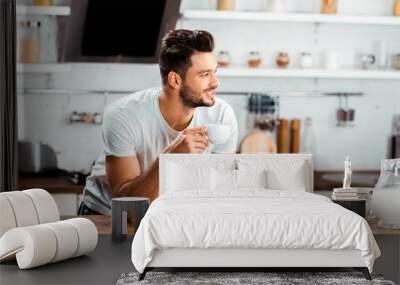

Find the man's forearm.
xmin=113 ymin=158 xmax=159 ymax=201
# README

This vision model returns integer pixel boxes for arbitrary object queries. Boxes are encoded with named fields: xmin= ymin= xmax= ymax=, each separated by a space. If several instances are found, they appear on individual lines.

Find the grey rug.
xmin=116 ymin=272 xmax=396 ymax=285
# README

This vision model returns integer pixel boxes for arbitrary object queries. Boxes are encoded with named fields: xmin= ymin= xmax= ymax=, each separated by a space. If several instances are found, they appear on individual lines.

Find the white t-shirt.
xmin=83 ymin=87 xmax=238 ymax=214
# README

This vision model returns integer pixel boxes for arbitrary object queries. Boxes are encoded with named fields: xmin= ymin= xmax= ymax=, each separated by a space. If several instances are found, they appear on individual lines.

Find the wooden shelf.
xmin=16 ymin=5 xmax=70 ymax=16
xmin=17 ymin=63 xmax=71 ymax=73
xmin=182 ymin=10 xmax=400 ymax=26
xmin=217 ymin=68 xmax=400 ymax=80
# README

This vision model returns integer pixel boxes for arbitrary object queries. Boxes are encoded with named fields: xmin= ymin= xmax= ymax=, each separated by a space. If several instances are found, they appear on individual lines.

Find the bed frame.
xmin=138 ymin=154 xmax=372 ymax=281
xmin=139 ymin=248 xmax=371 ymax=280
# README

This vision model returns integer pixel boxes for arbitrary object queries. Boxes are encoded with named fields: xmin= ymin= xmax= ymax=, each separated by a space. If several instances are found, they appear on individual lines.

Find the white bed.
xmin=131 ymin=154 xmax=380 ymax=281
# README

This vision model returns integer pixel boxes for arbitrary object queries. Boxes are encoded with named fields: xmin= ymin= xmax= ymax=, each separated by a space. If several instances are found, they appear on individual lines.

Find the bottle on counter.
xmin=277 ymin=118 xmax=289 ymax=153
xmin=290 ymin=119 xmax=301 ymax=153
xmin=301 ymin=117 xmax=316 ymax=154
xmin=390 ymin=114 xmax=400 ymax=159
xmin=375 ymin=41 xmax=387 ymax=70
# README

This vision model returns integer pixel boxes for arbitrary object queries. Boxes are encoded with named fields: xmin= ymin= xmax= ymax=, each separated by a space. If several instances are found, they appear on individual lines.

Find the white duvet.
xmin=131 ymin=190 xmax=380 ymax=273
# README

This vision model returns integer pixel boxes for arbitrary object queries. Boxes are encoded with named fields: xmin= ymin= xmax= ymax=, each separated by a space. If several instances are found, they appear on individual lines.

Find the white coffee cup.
xmin=205 ymin=124 xmax=231 ymax=144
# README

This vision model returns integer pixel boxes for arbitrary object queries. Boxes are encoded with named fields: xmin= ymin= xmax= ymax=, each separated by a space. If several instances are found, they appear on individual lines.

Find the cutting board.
xmin=239 ymin=131 xmax=277 ymax=153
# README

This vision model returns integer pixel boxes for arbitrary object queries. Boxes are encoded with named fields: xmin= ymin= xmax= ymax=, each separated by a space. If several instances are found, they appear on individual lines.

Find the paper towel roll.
xmin=23 ymin=189 xmax=59 ymax=224
xmin=0 ymin=196 xmax=17 ymax=237
xmin=65 ymin=218 xmax=98 ymax=257
xmin=43 ymin=221 xmax=78 ymax=262
xmin=1 ymin=192 xmax=39 ymax=227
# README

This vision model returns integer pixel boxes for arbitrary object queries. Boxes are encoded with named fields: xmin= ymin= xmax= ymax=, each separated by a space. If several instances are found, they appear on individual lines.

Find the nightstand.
xmin=332 ymin=199 xmax=366 ymax=218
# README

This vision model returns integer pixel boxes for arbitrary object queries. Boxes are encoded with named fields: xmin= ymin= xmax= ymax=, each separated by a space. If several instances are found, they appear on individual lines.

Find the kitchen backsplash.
xmin=18 ymin=63 xmax=400 ymax=172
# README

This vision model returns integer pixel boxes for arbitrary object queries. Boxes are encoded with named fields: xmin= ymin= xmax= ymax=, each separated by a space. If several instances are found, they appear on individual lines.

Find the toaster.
xmin=18 ymin=141 xmax=58 ymax=174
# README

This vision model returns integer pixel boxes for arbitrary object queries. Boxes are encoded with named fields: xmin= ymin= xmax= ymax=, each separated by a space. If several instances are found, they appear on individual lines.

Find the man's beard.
xmin=179 ymin=82 xmax=216 ymax=108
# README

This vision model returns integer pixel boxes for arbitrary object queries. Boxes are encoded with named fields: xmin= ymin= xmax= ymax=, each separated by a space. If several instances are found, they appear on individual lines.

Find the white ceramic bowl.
xmin=205 ymin=124 xmax=231 ymax=144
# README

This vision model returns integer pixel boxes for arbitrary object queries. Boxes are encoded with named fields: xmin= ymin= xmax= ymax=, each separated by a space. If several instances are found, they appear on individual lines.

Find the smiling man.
xmin=79 ymin=29 xmax=238 ymax=215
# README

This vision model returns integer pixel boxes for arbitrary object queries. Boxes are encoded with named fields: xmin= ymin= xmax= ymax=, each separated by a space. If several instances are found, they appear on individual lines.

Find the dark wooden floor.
xmin=0 ymin=235 xmax=134 ymax=285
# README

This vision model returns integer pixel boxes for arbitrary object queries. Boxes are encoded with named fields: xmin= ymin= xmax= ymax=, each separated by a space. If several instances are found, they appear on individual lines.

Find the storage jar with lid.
xmin=393 ymin=54 xmax=400 ymax=70
xmin=321 ymin=0 xmax=337 ymax=14
xmin=276 ymin=52 xmax=289 ymax=68
xmin=20 ymin=20 xmax=41 ymax=64
xmin=395 ymin=0 xmax=400 ymax=16
xmin=247 ymin=51 xmax=262 ymax=68
xmin=300 ymin=52 xmax=313 ymax=68
xmin=217 ymin=0 xmax=235 ymax=11
xmin=217 ymin=51 xmax=231 ymax=68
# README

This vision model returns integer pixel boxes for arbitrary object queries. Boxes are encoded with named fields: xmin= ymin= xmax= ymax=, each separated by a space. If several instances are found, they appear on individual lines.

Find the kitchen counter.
xmin=314 ymin=170 xmax=379 ymax=191
xmin=18 ymin=175 xmax=84 ymax=194
xmin=62 ymin=215 xmax=136 ymax=235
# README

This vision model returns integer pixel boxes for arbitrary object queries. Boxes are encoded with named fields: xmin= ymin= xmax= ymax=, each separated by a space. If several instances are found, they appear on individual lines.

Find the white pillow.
xmin=211 ymin=168 xmax=268 ymax=191
xmin=237 ymin=158 xmax=310 ymax=191
xmin=236 ymin=169 xmax=267 ymax=189
xmin=212 ymin=168 xmax=236 ymax=190
xmin=266 ymin=163 xmax=307 ymax=191
xmin=167 ymin=163 xmax=212 ymax=191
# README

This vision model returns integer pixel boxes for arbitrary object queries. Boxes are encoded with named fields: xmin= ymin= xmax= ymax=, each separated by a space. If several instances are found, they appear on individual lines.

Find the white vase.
xmin=268 ymin=0 xmax=286 ymax=13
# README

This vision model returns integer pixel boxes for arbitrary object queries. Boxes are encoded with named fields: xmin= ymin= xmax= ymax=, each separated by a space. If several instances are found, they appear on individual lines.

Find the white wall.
xmin=18 ymin=0 xmax=400 ymax=172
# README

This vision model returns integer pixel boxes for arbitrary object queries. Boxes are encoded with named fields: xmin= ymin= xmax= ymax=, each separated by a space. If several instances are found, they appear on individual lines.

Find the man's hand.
xmin=164 ymin=127 xmax=209 ymax=154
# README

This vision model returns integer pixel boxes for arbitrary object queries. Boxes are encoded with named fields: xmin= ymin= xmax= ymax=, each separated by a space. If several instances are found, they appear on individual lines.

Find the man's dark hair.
xmin=159 ymin=29 xmax=214 ymax=85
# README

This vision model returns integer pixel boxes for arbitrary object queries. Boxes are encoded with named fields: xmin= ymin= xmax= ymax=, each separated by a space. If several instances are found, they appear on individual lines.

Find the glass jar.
xmin=276 ymin=52 xmax=289 ymax=68
xmin=395 ymin=0 xmax=400 ymax=16
xmin=217 ymin=51 xmax=231 ymax=68
xmin=268 ymin=0 xmax=286 ymax=13
xmin=321 ymin=0 xmax=337 ymax=14
xmin=247 ymin=51 xmax=262 ymax=68
xmin=300 ymin=52 xmax=313 ymax=68
xmin=371 ymin=158 xmax=400 ymax=229
xmin=20 ymin=21 xmax=41 ymax=64
xmin=217 ymin=0 xmax=235 ymax=11
xmin=393 ymin=54 xmax=400 ymax=70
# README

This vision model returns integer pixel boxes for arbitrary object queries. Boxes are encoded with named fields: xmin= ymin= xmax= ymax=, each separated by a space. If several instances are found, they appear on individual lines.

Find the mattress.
xmin=131 ymin=190 xmax=380 ymax=273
